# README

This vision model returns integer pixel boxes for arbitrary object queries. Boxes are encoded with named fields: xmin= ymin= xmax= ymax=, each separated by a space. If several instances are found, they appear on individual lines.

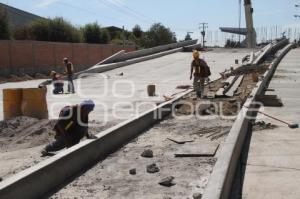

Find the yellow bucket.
xmin=147 ymin=84 xmax=156 ymax=97
xmin=3 ymin=89 xmax=22 ymax=120
xmin=21 ymin=88 xmax=48 ymax=119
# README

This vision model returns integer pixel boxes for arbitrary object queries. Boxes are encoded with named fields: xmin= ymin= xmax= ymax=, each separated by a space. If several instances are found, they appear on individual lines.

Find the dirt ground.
xmin=0 ymin=73 xmax=49 ymax=84
xmin=0 ymin=117 xmax=121 ymax=180
xmin=52 ymin=115 xmax=233 ymax=199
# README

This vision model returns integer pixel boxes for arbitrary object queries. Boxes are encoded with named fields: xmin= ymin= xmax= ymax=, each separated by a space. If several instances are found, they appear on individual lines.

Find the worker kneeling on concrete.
xmin=41 ymin=100 xmax=97 ymax=156
xmin=190 ymin=50 xmax=211 ymax=98
xmin=50 ymin=71 xmax=64 ymax=94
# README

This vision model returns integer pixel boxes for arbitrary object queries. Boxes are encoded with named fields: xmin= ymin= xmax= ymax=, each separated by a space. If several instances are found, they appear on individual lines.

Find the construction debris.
xmin=167 ymin=138 xmax=194 ymax=144
xmin=252 ymin=121 xmax=277 ymax=131
xmin=176 ymin=85 xmax=192 ymax=89
xmin=129 ymin=169 xmax=136 ymax=175
xmin=158 ymin=176 xmax=176 ymax=187
xmin=174 ymin=143 xmax=219 ymax=157
xmin=224 ymin=75 xmax=244 ymax=97
xmin=141 ymin=149 xmax=153 ymax=158
xmin=146 ymin=163 xmax=160 ymax=173
xmin=193 ymin=193 xmax=203 ymax=199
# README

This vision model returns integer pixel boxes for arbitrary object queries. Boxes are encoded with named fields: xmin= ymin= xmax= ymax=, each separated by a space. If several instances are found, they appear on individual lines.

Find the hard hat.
xmin=193 ymin=50 xmax=200 ymax=59
xmin=63 ymin=57 xmax=68 ymax=62
xmin=80 ymin=99 xmax=95 ymax=112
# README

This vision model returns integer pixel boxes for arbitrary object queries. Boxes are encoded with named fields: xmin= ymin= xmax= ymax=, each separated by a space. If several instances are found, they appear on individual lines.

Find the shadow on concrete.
xmin=230 ymin=122 xmax=254 ymax=199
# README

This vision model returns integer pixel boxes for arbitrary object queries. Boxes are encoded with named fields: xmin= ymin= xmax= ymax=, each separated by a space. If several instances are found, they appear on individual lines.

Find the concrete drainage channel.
xmin=0 ymin=40 xmax=293 ymax=199
xmin=202 ymin=43 xmax=295 ymax=199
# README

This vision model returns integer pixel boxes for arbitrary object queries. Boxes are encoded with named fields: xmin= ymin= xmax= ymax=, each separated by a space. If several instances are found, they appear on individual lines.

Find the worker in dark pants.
xmin=50 ymin=71 xmax=64 ymax=94
xmin=63 ymin=57 xmax=75 ymax=94
xmin=190 ymin=50 xmax=211 ymax=98
xmin=41 ymin=100 xmax=96 ymax=156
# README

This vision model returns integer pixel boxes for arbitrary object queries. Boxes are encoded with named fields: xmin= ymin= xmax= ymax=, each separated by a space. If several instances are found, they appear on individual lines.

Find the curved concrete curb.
xmin=0 ymin=90 xmax=192 ymax=199
xmin=74 ymin=47 xmax=184 ymax=78
xmin=105 ymin=40 xmax=197 ymax=63
xmin=202 ymin=43 xmax=295 ymax=199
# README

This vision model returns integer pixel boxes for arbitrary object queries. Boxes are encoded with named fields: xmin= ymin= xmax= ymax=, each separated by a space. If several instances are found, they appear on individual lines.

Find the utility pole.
xmin=122 ymin=26 xmax=125 ymax=48
xmin=199 ymin=23 xmax=208 ymax=48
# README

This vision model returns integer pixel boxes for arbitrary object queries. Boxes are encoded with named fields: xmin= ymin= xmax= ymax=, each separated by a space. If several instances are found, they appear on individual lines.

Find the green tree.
xmin=82 ymin=23 xmax=110 ymax=44
xmin=30 ymin=17 xmax=82 ymax=42
xmin=132 ymin=25 xmax=143 ymax=38
xmin=142 ymin=23 xmax=176 ymax=48
xmin=13 ymin=26 xmax=32 ymax=40
xmin=30 ymin=19 xmax=50 ymax=41
xmin=82 ymin=22 xmax=102 ymax=43
xmin=0 ymin=7 xmax=11 ymax=39
xmin=99 ymin=28 xmax=110 ymax=44
xmin=49 ymin=17 xmax=81 ymax=42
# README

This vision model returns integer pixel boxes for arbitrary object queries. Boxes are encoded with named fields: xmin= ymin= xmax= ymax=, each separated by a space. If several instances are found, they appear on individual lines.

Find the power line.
xmin=57 ymin=1 xmax=124 ymax=24
xmin=106 ymin=0 xmax=156 ymax=24
xmin=97 ymin=0 xmax=153 ymax=25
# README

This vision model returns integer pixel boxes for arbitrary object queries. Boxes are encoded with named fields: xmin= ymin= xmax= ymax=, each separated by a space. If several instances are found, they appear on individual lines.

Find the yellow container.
xmin=147 ymin=84 xmax=156 ymax=97
xmin=3 ymin=89 xmax=22 ymax=120
xmin=21 ymin=88 xmax=48 ymax=119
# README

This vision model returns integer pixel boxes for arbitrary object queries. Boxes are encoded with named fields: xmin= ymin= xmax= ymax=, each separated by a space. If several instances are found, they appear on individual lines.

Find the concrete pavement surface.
xmin=0 ymin=49 xmax=251 ymax=123
xmin=242 ymin=48 xmax=300 ymax=199
xmin=0 ymin=49 xmax=251 ymax=181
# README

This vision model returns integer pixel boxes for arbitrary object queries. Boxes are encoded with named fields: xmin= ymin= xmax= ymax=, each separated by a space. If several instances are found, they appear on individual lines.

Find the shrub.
xmin=0 ymin=7 xmax=10 ymax=39
xmin=29 ymin=17 xmax=82 ymax=43
xmin=82 ymin=23 xmax=110 ymax=44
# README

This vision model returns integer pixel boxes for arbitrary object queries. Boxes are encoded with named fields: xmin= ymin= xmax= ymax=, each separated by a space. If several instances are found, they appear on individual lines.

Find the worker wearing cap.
xmin=63 ymin=57 xmax=75 ymax=94
xmin=190 ymin=50 xmax=211 ymax=98
xmin=41 ymin=100 xmax=96 ymax=155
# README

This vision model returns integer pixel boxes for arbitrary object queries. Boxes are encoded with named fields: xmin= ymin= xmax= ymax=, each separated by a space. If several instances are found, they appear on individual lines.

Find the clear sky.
xmin=1 ymin=0 xmax=300 ymax=41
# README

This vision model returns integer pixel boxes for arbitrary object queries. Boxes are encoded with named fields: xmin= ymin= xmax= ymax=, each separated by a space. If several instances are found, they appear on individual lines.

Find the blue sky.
xmin=1 ymin=0 xmax=300 ymax=40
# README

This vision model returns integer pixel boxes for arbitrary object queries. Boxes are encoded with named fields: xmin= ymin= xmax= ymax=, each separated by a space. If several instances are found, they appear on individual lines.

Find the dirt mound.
xmin=0 ymin=116 xmax=56 ymax=152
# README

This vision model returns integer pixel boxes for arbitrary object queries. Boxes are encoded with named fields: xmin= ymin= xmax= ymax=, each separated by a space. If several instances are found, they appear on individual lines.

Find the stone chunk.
xmin=158 ymin=176 xmax=176 ymax=187
xmin=147 ymin=163 xmax=160 ymax=173
xmin=129 ymin=169 xmax=136 ymax=175
xmin=141 ymin=149 xmax=153 ymax=158
xmin=193 ymin=193 xmax=202 ymax=199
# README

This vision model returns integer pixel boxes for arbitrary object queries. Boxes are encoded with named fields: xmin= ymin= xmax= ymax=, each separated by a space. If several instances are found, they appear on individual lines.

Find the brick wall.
xmin=0 ymin=40 xmax=135 ymax=76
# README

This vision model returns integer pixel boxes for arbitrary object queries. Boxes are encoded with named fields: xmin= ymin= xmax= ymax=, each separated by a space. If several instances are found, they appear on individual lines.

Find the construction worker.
xmin=41 ymin=100 xmax=96 ymax=156
xmin=63 ymin=57 xmax=75 ymax=93
xmin=50 ymin=71 xmax=64 ymax=94
xmin=190 ymin=50 xmax=211 ymax=98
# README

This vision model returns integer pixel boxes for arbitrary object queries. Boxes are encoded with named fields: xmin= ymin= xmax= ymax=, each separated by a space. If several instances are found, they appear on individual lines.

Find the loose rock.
xmin=129 ymin=169 xmax=136 ymax=175
xmin=193 ymin=193 xmax=202 ymax=199
xmin=158 ymin=176 xmax=176 ymax=187
xmin=147 ymin=163 xmax=160 ymax=173
xmin=141 ymin=149 xmax=153 ymax=158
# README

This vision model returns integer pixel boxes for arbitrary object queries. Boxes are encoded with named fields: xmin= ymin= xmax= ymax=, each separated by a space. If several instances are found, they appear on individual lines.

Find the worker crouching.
xmin=41 ymin=100 xmax=97 ymax=156
xmin=190 ymin=50 xmax=211 ymax=98
xmin=50 ymin=71 xmax=64 ymax=94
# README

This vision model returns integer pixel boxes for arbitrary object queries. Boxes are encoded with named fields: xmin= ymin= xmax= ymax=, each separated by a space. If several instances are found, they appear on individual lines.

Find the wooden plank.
xmin=223 ymin=76 xmax=238 ymax=94
xmin=167 ymin=138 xmax=194 ymax=144
xmin=174 ymin=143 xmax=219 ymax=157
xmin=224 ymin=75 xmax=244 ymax=97
xmin=215 ymin=88 xmax=225 ymax=96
